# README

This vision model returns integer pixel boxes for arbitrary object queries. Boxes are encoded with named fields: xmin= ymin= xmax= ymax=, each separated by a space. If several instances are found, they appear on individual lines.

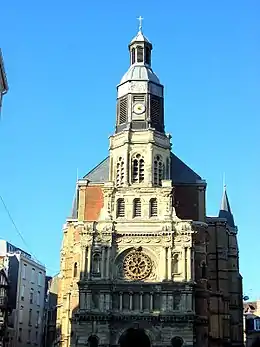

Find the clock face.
xmin=133 ymin=103 xmax=146 ymax=115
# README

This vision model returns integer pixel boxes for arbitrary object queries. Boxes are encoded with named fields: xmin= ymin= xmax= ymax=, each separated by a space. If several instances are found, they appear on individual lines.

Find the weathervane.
xmin=137 ymin=16 xmax=144 ymax=32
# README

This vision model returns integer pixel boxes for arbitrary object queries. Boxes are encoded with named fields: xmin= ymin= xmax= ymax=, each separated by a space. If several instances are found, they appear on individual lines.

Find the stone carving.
xmin=123 ymin=248 xmax=152 ymax=280
xmin=130 ymin=81 xmax=147 ymax=93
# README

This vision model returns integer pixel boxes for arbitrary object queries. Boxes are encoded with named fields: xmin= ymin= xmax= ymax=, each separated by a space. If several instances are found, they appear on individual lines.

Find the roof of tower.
xmin=218 ymin=185 xmax=235 ymax=227
xmin=0 ymin=49 xmax=8 ymax=93
xmin=130 ymin=30 xmax=151 ymax=45
xmin=120 ymin=65 xmax=160 ymax=85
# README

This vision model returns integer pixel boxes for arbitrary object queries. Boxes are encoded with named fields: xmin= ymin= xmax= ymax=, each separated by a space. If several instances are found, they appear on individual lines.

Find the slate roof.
xmin=218 ymin=186 xmax=235 ymax=227
xmin=83 ymin=153 xmax=202 ymax=185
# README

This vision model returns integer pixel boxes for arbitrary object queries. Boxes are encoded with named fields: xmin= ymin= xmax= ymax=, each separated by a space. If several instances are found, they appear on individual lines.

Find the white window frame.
xmin=254 ymin=319 xmax=260 ymax=331
xmin=22 ymin=264 xmax=27 ymax=279
xmin=31 ymin=268 xmax=35 ymax=283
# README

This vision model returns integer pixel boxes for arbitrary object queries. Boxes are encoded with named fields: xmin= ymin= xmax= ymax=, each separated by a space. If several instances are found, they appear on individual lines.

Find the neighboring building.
xmin=0 ymin=240 xmax=46 ymax=347
xmin=244 ymin=302 xmax=260 ymax=347
xmin=42 ymin=274 xmax=59 ymax=347
xmin=0 ymin=264 xmax=10 ymax=347
xmin=56 ymin=24 xmax=243 ymax=347
xmin=0 ymin=49 xmax=8 ymax=115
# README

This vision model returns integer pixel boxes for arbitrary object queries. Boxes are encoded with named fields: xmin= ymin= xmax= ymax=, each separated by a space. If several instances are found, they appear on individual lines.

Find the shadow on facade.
xmin=65 ymin=238 xmax=189 ymax=347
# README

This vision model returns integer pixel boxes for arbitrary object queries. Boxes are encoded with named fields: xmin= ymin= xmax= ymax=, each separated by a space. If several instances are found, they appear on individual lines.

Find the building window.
xmin=153 ymin=155 xmax=164 ymax=186
xmin=133 ymin=198 xmax=141 ymax=218
xmin=116 ymin=198 xmax=125 ymax=218
xmin=150 ymin=95 xmax=163 ymax=130
xmin=132 ymin=154 xmax=145 ymax=183
xmin=18 ymin=328 xmax=22 ymax=342
xmin=118 ymin=96 xmax=128 ymax=124
xmin=150 ymin=198 xmax=158 ymax=217
xmin=38 ymin=272 xmax=42 ymax=286
xmin=27 ymin=329 xmax=31 ymax=343
xmin=131 ymin=48 xmax=136 ymax=64
xmin=172 ymin=254 xmax=179 ymax=273
xmin=31 ymin=268 xmax=35 ymax=283
xmin=37 ymin=291 xmax=40 ymax=306
xmin=254 ymin=319 xmax=260 ymax=331
xmin=28 ymin=309 xmax=32 ymax=326
xmin=29 ymin=289 xmax=34 ymax=304
xmin=22 ymin=264 xmax=27 ymax=279
xmin=35 ymin=331 xmax=38 ymax=344
xmin=36 ymin=311 xmax=40 ymax=327
xmin=137 ymin=45 xmax=144 ymax=63
xmin=21 ymin=285 xmax=25 ymax=301
xmin=73 ymin=262 xmax=78 ymax=277
xmin=116 ymin=157 xmax=124 ymax=186
xmin=19 ymin=306 xmax=23 ymax=323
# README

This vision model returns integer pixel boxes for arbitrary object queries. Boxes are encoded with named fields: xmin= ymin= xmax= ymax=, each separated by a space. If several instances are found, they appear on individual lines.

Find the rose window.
xmin=123 ymin=248 xmax=152 ymax=280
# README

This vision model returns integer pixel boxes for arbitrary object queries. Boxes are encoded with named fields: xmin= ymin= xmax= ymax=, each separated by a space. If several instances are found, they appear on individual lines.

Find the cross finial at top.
xmin=137 ymin=16 xmax=144 ymax=32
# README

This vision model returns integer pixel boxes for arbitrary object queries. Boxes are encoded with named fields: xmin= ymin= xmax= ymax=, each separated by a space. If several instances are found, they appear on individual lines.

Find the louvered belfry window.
xmin=118 ymin=97 xmax=128 ymax=124
xmin=116 ymin=198 xmax=125 ymax=218
xmin=116 ymin=157 xmax=124 ymax=186
xmin=150 ymin=95 xmax=163 ymax=131
xmin=150 ymin=198 xmax=158 ymax=217
xmin=153 ymin=155 xmax=164 ymax=186
xmin=137 ymin=45 xmax=144 ymax=63
xmin=133 ymin=94 xmax=145 ymax=103
xmin=132 ymin=154 xmax=145 ymax=183
xmin=133 ymin=198 xmax=141 ymax=217
xmin=131 ymin=48 xmax=136 ymax=64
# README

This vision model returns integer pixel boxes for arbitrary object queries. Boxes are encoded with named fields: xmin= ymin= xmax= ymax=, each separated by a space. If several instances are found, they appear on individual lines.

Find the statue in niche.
xmin=92 ymin=253 xmax=101 ymax=274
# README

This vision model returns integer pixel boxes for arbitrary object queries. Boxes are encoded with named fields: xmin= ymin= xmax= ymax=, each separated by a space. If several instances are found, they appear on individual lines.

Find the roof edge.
xmin=0 ymin=49 xmax=8 ymax=93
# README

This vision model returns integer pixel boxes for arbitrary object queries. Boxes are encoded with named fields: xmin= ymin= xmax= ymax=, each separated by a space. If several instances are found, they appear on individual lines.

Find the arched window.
xmin=92 ymin=254 xmax=101 ymax=274
xmin=133 ymin=198 xmax=141 ymax=218
xmin=131 ymin=48 xmax=136 ymax=64
xmin=137 ymin=46 xmax=144 ymax=63
xmin=145 ymin=47 xmax=151 ymax=65
xmin=116 ymin=157 xmax=124 ymax=186
xmin=150 ymin=198 xmax=157 ymax=217
xmin=201 ymin=261 xmax=207 ymax=279
xmin=73 ymin=262 xmax=78 ymax=277
xmin=171 ymin=336 xmax=184 ymax=347
xmin=172 ymin=254 xmax=179 ymax=273
xmin=117 ymin=198 xmax=125 ymax=218
xmin=88 ymin=335 xmax=98 ymax=347
xmin=132 ymin=154 xmax=145 ymax=183
xmin=153 ymin=155 xmax=164 ymax=185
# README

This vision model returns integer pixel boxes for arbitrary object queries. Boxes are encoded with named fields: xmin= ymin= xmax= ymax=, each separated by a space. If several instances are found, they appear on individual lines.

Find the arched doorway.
xmin=119 ymin=328 xmax=150 ymax=347
xmin=171 ymin=336 xmax=184 ymax=347
xmin=88 ymin=335 xmax=98 ymax=347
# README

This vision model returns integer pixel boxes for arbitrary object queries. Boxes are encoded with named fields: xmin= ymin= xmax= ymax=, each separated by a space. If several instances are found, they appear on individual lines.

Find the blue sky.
xmin=1 ymin=1 xmax=259 ymax=299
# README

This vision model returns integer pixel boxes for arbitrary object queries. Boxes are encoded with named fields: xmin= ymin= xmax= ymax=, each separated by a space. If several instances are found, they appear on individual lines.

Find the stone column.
xmin=87 ymin=247 xmax=91 ymax=279
xmin=119 ymin=292 xmax=123 ymax=311
xmin=168 ymin=293 xmax=173 ymax=311
xmin=129 ymin=292 xmax=133 ymax=310
xmin=186 ymin=293 xmax=192 ymax=311
xmin=106 ymin=248 xmax=111 ymax=279
xmin=101 ymin=247 xmax=106 ymax=279
xmin=150 ymin=293 xmax=153 ymax=311
xmin=167 ymin=248 xmax=172 ymax=280
xmin=140 ymin=292 xmax=143 ymax=311
xmin=79 ymin=292 xmax=85 ymax=309
xmin=161 ymin=294 xmax=167 ymax=312
xmin=187 ymin=247 xmax=191 ymax=281
xmin=80 ymin=247 xmax=86 ymax=279
xmin=86 ymin=292 xmax=92 ymax=310
xmin=164 ymin=247 xmax=167 ymax=279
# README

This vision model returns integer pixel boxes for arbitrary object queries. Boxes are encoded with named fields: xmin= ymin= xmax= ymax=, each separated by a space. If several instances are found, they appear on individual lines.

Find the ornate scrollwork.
xmin=123 ymin=248 xmax=152 ymax=280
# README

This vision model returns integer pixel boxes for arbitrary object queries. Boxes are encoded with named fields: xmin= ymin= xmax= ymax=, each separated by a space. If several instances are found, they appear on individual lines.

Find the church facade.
xmin=56 ymin=25 xmax=243 ymax=347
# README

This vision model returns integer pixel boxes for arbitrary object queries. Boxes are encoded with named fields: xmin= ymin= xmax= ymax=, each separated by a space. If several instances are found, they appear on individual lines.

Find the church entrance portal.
xmin=119 ymin=328 xmax=150 ymax=347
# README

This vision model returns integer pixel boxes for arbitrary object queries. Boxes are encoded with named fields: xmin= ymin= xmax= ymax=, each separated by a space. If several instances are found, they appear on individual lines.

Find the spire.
xmin=69 ymin=170 xmax=79 ymax=219
xmin=218 ymin=185 xmax=235 ymax=227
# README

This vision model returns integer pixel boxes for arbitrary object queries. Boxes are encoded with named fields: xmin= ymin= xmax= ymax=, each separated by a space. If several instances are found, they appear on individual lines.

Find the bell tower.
xmin=109 ymin=19 xmax=171 ymax=189
xmin=116 ymin=17 xmax=164 ymax=134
